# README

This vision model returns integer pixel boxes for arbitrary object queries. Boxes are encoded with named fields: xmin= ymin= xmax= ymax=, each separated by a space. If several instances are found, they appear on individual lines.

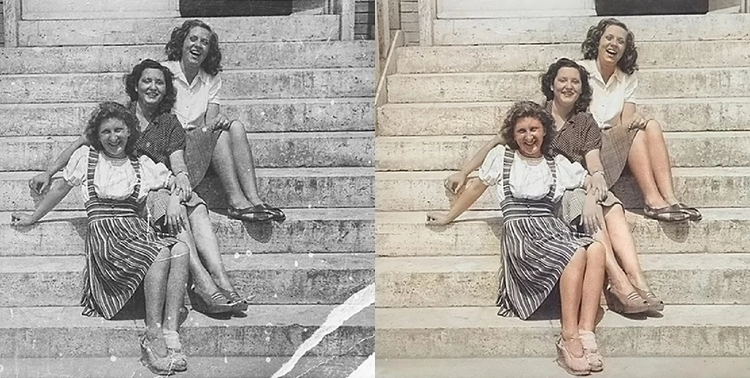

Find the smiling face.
xmin=597 ymin=25 xmax=628 ymax=66
xmin=552 ymin=67 xmax=582 ymax=108
xmin=181 ymin=26 xmax=211 ymax=69
xmin=137 ymin=68 xmax=166 ymax=109
xmin=513 ymin=117 xmax=546 ymax=158
xmin=98 ymin=118 xmax=130 ymax=158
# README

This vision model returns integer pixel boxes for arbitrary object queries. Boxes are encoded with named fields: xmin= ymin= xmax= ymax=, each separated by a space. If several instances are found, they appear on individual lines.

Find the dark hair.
xmin=124 ymin=59 xmax=176 ymax=115
xmin=165 ymin=19 xmax=223 ymax=76
xmin=581 ymin=18 xmax=638 ymax=75
xmin=540 ymin=58 xmax=593 ymax=114
xmin=500 ymin=101 xmax=556 ymax=156
xmin=85 ymin=102 xmax=141 ymax=156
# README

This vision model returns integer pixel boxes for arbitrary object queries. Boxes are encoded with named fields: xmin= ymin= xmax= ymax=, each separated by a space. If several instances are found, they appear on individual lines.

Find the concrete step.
xmin=375 ymin=253 xmax=750 ymax=307
xmin=376 ymin=357 xmax=750 ymax=378
xmin=0 ymin=131 xmax=374 ymax=170
xmin=2 ymin=208 xmax=373 ymax=257
xmin=0 ymin=40 xmax=374 ymax=74
xmin=375 ymin=304 xmax=750 ymax=358
xmin=0 ymin=356 xmax=368 ymax=378
xmin=376 ymin=209 xmax=750 ymax=256
xmin=0 ymin=253 xmax=372 ymax=307
xmin=432 ymin=14 xmax=750 ymax=46
xmin=1 ymin=167 xmax=374 ymax=211
xmin=0 ymin=68 xmax=374 ymax=104
xmin=16 ymin=15 xmax=341 ymax=46
xmin=386 ymin=68 xmax=750 ymax=103
xmin=396 ymin=41 xmax=750 ymax=73
xmin=0 ymin=304 xmax=373 ymax=358
xmin=374 ymin=168 xmax=750 ymax=211
xmin=0 ymin=98 xmax=374 ymax=136
xmin=376 ymin=99 xmax=750 ymax=135
xmin=375 ymin=131 xmax=750 ymax=170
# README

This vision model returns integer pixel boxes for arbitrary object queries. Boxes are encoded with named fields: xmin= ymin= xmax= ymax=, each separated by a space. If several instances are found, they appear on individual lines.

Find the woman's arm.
xmin=11 ymin=179 xmax=73 ymax=226
xmin=427 ymin=178 xmax=489 ymax=225
xmin=30 ymin=135 xmax=88 ymax=194
xmin=445 ymin=134 xmax=505 ymax=194
xmin=205 ymin=103 xmax=231 ymax=130
xmin=620 ymin=102 xmax=646 ymax=130
xmin=168 ymin=150 xmax=192 ymax=201
xmin=583 ymin=149 xmax=607 ymax=201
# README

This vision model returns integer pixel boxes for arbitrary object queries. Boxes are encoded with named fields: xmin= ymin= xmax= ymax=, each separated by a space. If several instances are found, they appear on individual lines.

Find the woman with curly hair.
xmin=429 ymin=101 xmax=606 ymax=376
xmin=13 ymin=102 xmax=190 ymax=375
xmin=578 ymin=18 xmax=700 ymax=223
xmin=162 ymin=19 xmax=284 ymax=223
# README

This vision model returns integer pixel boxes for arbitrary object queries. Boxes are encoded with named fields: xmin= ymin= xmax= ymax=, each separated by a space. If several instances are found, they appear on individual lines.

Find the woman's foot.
xmin=139 ymin=330 xmax=176 ymax=376
xmin=604 ymin=286 xmax=649 ymax=314
xmin=188 ymin=284 xmax=234 ymax=314
xmin=633 ymin=286 xmax=665 ymax=312
xmin=219 ymin=287 xmax=251 ymax=313
xmin=669 ymin=203 xmax=702 ymax=222
xmin=556 ymin=334 xmax=590 ymax=376
xmin=163 ymin=330 xmax=187 ymax=372
xmin=578 ymin=330 xmax=603 ymax=372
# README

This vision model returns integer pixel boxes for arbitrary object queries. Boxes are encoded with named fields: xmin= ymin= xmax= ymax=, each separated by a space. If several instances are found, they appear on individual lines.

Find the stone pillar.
xmin=22 ymin=0 xmax=180 ymax=19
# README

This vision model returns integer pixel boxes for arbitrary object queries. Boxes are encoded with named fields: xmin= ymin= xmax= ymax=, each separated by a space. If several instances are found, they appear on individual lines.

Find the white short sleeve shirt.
xmin=162 ymin=60 xmax=222 ymax=130
xmin=578 ymin=59 xmax=638 ymax=129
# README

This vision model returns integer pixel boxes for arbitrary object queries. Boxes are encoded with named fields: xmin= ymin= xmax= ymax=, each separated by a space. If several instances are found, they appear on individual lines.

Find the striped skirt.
xmin=81 ymin=214 xmax=179 ymax=319
xmin=497 ymin=211 xmax=594 ymax=320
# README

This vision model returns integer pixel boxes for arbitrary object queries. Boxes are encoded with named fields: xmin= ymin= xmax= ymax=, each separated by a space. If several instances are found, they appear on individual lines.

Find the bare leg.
xmin=211 ymin=131 xmax=253 ymax=210
xmin=176 ymin=213 xmax=220 ymax=296
xmin=187 ymin=204 xmax=235 ymax=291
xmin=162 ymin=242 xmax=189 ymax=332
xmin=578 ymin=242 xmax=606 ymax=332
xmin=643 ymin=119 xmax=679 ymax=205
xmin=597 ymin=207 xmax=636 ymax=295
xmin=142 ymin=246 xmax=174 ymax=356
xmin=559 ymin=247 xmax=587 ymax=357
xmin=226 ymin=120 xmax=263 ymax=205
xmin=604 ymin=204 xmax=651 ymax=291
xmin=628 ymin=129 xmax=670 ymax=209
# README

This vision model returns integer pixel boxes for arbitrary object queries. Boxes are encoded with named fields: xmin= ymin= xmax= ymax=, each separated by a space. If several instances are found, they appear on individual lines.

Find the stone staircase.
xmin=0 ymin=14 xmax=374 ymax=378
xmin=375 ymin=13 xmax=750 ymax=377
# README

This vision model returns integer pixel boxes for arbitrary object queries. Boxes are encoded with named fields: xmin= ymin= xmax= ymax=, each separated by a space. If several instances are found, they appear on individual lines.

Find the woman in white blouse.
xmin=11 ymin=102 xmax=190 ymax=375
xmin=578 ymin=18 xmax=700 ymax=223
xmin=427 ymin=102 xmax=606 ymax=375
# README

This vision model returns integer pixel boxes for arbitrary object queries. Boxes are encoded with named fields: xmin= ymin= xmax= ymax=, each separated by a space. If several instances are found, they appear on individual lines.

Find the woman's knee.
xmin=170 ymin=242 xmax=190 ymax=261
xmin=586 ymin=241 xmax=606 ymax=263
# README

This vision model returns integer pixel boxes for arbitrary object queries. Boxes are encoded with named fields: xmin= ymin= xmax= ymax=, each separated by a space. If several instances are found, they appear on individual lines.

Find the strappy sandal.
xmin=219 ymin=287 xmax=251 ymax=313
xmin=139 ymin=333 xmax=176 ymax=376
xmin=556 ymin=335 xmax=591 ymax=376
xmin=227 ymin=205 xmax=273 ymax=223
xmin=258 ymin=203 xmax=285 ymax=222
xmin=634 ymin=287 xmax=665 ymax=312
xmin=643 ymin=205 xmax=690 ymax=222
xmin=670 ymin=203 xmax=702 ymax=222
xmin=604 ymin=287 xmax=649 ymax=314
xmin=578 ymin=330 xmax=603 ymax=372
xmin=188 ymin=286 xmax=234 ymax=314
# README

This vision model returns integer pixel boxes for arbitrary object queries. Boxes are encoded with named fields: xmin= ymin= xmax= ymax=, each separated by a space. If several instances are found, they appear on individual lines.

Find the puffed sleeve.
xmin=624 ymin=71 xmax=638 ymax=103
xmin=139 ymin=155 xmax=172 ymax=191
xmin=477 ymin=145 xmax=506 ymax=186
xmin=61 ymin=145 xmax=90 ymax=187
xmin=208 ymin=72 xmax=222 ymax=105
xmin=555 ymin=154 xmax=587 ymax=190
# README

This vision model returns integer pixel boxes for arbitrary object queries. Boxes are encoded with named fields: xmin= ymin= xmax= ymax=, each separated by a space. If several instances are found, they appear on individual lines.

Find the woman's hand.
xmin=174 ymin=172 xmax=192 ymax=202
xmin=580 ymin=193 xmax=604 ymax=235
xmin=627 ymin=112 xmax=647 ymax=130
xmin=426 ymin=212 xmax=452 ymax=226
xmin=10 ymin=212 xmax=37 ymax=227
xmin=586 ymin=172 xmax=608 ymax=202
xmin=29 ymin=172 xmax=53 ymax=195
xmin=212 ymin=113 xmax=232 ymax=131
xmin=444 ymin=172 xmax=468 ymax=195
xmin=165 ymin=196 xmax=186 ymax=235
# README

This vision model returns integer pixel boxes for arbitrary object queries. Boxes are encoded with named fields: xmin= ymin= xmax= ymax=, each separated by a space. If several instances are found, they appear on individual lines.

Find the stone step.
xmin=395 ymin=40 xmax=750 ymax=73
xmin=1 ymin=167 xmax=374 ymax=211
xmin=432 ymin=14 xmax=750 ymax=46
xmin=376 ymin=357 xmax=750 ymax=378
xmin=2 ymin=208 xmax=373 ymax=257
xmin=0 ymin=305 xmax=373 ymax=358
xmin=16 ymin=15 xmax=341 ymax=46
xmin=0 ymin=131 xmax=374 ymax=170
xmin=0 ymin=356 xmax=369 ymax=378
xmin=0 ymin=253 xmax=373 ymax=307
xmin=375 ymin=253 xmax=750 ymax=308
xmin=375 ymin=131 xmax=750 ymax=170
xmin=374 ymin=168 xmax=750 ymax=211
xmin=375 ymin=304 xmax=750 ymax=358
xmin=386 ymin=68 xmax=750 ymax=103
xmin=0 ymin=40 xmax=374 ymax=75
xmin=0 ymin=98 xmax=374 ymax=136
xmin=376 ymin=99 xmax=750 ymax=135
xmin=0 ymin=68 xmax=373 ymax=104
xmin=376 ymin=209 xmax=750 ymax=256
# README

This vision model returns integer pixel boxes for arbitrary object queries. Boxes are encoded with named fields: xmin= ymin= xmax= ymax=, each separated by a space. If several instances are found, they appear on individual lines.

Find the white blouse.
xmin=478 ymin=145 xmax=587 ymax=202
xmin=578 ymin=59 xmax=638 ymax=129
xmin=162 ymin=60 xmax=222 ymax=131
xmin=63 ymin=146 xmax=172 ymax=202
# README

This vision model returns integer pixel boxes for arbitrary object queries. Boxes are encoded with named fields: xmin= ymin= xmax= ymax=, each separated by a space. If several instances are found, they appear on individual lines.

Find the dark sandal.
xmin=670 ymin=203 xmax=702 ymax=222
xmin=643 ymin=205 xmax=690 ymax=222
xmin=259 ymin=203 xmax=285 ymax=222
xmin=228 ymin=205 xmax=273 ymax=222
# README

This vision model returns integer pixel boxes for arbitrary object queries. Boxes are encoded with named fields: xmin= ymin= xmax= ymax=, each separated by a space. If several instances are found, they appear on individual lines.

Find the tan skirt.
xmin=600 ymin=125 xmax=639 ymax=188
xmin=556 ymin=188 xmax=622 ymax=233
xmin=185 ymin=126 xmax=223 ymax=188
xmin=143 ymin=188 xmax=207 ymax=231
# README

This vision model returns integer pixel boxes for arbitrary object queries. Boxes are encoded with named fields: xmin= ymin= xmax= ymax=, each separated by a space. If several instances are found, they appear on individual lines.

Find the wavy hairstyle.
xmin=84 ymin=102 xmax=141 ymax=156
xmin=540 ymin=58 xmax=593 ymax=114
xmin=164 ymin=19 xmax=223 ymax=76
xmin=581 ymin=18 xmax=638 ymax=75
xmin=124 ymin=59 xmax=177 ymax=116
xmin=499 ymin=101 xmax=556 ymax=156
